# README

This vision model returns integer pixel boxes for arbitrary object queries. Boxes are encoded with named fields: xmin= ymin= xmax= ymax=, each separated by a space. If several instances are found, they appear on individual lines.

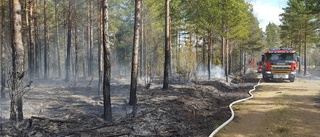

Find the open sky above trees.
xmin=247 ymin=0 xmax=288 ymax=31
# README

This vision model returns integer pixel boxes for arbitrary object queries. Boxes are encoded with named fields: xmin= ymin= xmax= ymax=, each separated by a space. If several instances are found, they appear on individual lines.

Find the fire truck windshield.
xmin=266 ymin=53 xmax=294 ymax=62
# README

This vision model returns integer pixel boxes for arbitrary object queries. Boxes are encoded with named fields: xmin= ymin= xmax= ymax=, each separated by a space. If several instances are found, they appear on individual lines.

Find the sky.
xmin=246 ymin=0 xmax=288 ymax=31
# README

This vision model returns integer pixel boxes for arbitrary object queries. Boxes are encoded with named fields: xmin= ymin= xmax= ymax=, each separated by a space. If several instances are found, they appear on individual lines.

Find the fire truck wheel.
xmin=290 ymin=78 xmax=295 ymax=82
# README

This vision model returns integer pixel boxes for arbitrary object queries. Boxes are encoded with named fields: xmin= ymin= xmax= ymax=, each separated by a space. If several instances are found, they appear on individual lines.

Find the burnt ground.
xmin=0 ymin=74 xmax=259 ymax=137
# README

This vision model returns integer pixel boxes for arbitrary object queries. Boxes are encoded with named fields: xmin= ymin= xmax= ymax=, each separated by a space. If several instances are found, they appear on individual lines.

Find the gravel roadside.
xmin=216 ymin=77 xmax=320 ymax=137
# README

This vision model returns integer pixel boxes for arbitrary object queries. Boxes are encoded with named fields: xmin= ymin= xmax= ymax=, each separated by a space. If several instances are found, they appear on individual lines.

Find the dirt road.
xmin=216 ymin=78 xmax=320 ymax=137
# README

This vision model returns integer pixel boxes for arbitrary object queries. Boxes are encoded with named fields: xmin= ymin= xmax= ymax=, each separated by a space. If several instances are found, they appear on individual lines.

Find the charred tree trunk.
xmin=86 ymin=2 xmax=89 ymax=78
xmin=34 ymin=0 xmax=39 ymax=79
xmin=102 ymin=0 xmax=112 ymax=122
xmin=303 ymin=19 xmax=307 ymax=76
xmin=202 ymin=38 xmax=206 ymax=71
xmin=169 ymin=15 xmax=172 ymax=76
xmin=1 ymin=0 xmax=6 ymax=98
xmin=43 ymin=0 xmax=48 ymax=79
xmin=28 ymin=0 xmax=35 ymax=80
xmin=207 ymin=31 xmax=212 ymax=80
xmin=239 ymin=48 xmax=243 ymax=75
xmin=98 ymin=0 xmax=103 ymax=95
xmin=87 ymin=1 xmax=93 ymax=78
xmin=221 ymin=35 xmax=225 ymax=74
xmin=243 ymin=52 xmax=247 ymax=74
xmin=142 ymin=3 xmax=148 ymax=85
xmin=10 ymin=0 xmax=25 ymax=122
xmin=129 ymin=0 xmax=141 ymax=106
xmin=65 ymin=0 xmax=72 ymax=82
xmin=228 ymin=42 xmax=232 ymax=75
xmin=175 ymin=30 xmax=179 ymax=73
xmin=225 ymin=38 xmax=229 ymax=82
xmin=163 ymin=0 xmax=170 ymax=90
xmin=74 ymin=0 xmax=78 ymax=82
xmin=139 ymin=22 xmax=143 ymax=79
xmin=141 ymin=1 xmax=147 ymax=85
xmin=195 ymin=33 xmax=199 ymax=68
xmin=303 ymin=22 xmax=307 ymax=76
xmin=23 ymin=0 xmax=29 ymax=78
xmin=298 ymin=36 xmax=302 ymax=75
xmin=55 ymin=0 xmax=61 ymax=78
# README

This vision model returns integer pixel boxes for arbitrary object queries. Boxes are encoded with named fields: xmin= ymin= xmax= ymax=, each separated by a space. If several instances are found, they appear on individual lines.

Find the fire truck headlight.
xmin=265 ymin=71 xmax=271 ymax=74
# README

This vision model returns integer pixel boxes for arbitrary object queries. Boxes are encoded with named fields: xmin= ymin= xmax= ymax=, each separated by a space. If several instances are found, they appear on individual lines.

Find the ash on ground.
xmin=0 ymin=74 xmax=259 ymax=137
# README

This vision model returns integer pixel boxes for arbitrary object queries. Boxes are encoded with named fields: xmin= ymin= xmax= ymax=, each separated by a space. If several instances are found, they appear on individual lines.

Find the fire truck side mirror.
xmin=296 ymin=56 xmax=300 ymax=62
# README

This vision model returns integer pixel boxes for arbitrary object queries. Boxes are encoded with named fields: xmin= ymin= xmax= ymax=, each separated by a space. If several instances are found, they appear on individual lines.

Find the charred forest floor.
xmin=0 ymin=73 xmax=260 ymax=137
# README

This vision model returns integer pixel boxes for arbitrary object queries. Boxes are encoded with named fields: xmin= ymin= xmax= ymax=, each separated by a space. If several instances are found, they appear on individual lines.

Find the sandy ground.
xmin=216 ymin=76 xmax=320 ymax=137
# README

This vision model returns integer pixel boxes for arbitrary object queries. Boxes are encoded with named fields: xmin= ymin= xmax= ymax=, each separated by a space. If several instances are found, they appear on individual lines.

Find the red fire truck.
xmin=261 ymin=48 xmax=299 ymax=82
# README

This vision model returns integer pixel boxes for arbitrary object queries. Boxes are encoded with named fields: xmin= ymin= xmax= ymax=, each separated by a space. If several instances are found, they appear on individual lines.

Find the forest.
xmin=0 ymin=0 xmax=320 ymax=136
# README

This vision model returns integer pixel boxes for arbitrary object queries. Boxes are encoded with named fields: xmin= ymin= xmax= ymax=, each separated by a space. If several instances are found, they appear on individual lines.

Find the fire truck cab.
xmin=261 ymin=48 xmax=298 ymax=82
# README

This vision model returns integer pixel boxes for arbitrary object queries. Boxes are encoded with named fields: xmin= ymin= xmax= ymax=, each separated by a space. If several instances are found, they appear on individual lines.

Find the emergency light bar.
xmin=267 ymin=48 xmax=295 ymax=53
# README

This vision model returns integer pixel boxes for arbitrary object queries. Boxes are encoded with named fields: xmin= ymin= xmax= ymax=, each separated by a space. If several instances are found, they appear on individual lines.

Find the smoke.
xmin=210 ymin=65 xmax=225 ymax=79
xmin=196 ymin=65 xmax=225 ymax=80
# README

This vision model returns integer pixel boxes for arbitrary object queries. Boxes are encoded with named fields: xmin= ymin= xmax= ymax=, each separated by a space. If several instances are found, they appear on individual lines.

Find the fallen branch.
xmin=30 ymin=116 xmax=78 ymax=124
xmin=60 ymin=119 xmax=141 ymax=136
xmin=104 ymin=132 xmax=131 ymax=137
xmin=65 ymin=131 xmax=131 ymax=137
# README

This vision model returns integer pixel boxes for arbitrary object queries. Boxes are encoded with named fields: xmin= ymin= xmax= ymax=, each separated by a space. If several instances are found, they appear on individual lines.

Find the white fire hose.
xmin=209 ymin=79 xmax=261 ymax=137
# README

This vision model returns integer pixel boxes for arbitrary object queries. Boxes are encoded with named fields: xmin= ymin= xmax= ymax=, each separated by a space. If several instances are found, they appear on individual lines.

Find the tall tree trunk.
xmin=228 ymin=43 xmax=232 ymax=75
xmin=86 ymin=2 xmax=89 ymax=78
xmin=98 ymin=0 xmax=103 ymax=95
xmin=221 ymin=1 xmax=226 ymax=80
xmin=47 ymin=25 xmax=51 ymax=78
xmin=65 ymin=0 xmax=72 ymax=82
xmin=163 ymin=0 xmax=170 ymax=90
xmin=87 ymin=1 xmax=93 ymax=77
xmin=74 ymin=0 xmax=78 ymax=82
xmin=239 ymin=48 xmax=243 ymax=75
xmin=102 ymin=0 xmax=112 ymax=122
xmin=175 ymin=30 xmax=178 ymax=73
xmin=63 ymin=8 xmax=67 ymax=77
xmin=195 ymin=33 xmax=199 ymax=68
xmin=43 ymin=0 xmax=48 ymax=79
xmin=28 ymin=0 xmax=35 ymax=80
xmin=34 ymin=0 xmax=39 ymax=79
xmin=169 ymin=16 xmax=172 ymax=76
xmin=304 ymin=20 xmax=307 ymax=76
xmin=221 ymin=35 xmax=225 ymax=74
xmin=207 ymin=31 xmax=212 ymax=80
xmin=1 ymin=0 xmax=6 ymax=98
xmin=129 ymin=0 xmax=141 ymax=106
xmin=82 ymin=28 xmax=86 ymax=78
xmin=243 ymin=51 xmax=247 ymax=74
xmin=24 ymin=0 xmax=29 ymax=78
xmin=143 ymin=19 xmax=147 ymax=85
xmin=225 ymin=38 xmax=229 ymax=82
xmin=139 ymin=23 xmax=143 ymax=79
xmin=10 ymin=0 xmax=25 ymax=122
xmin=298 ymin=36 xmax=302 ymax=75
xmin=55 ymin=0 xmax=61 ymax=78
xmin=141 ymin=1 xmax=147 ymax=85
xmin=139 ymin=1 xmax=147 ymax=81
xmin=202 ymin=38 xmax=206 ymax=71
xmin=177 ymin=31 xmax=180 ymax=72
